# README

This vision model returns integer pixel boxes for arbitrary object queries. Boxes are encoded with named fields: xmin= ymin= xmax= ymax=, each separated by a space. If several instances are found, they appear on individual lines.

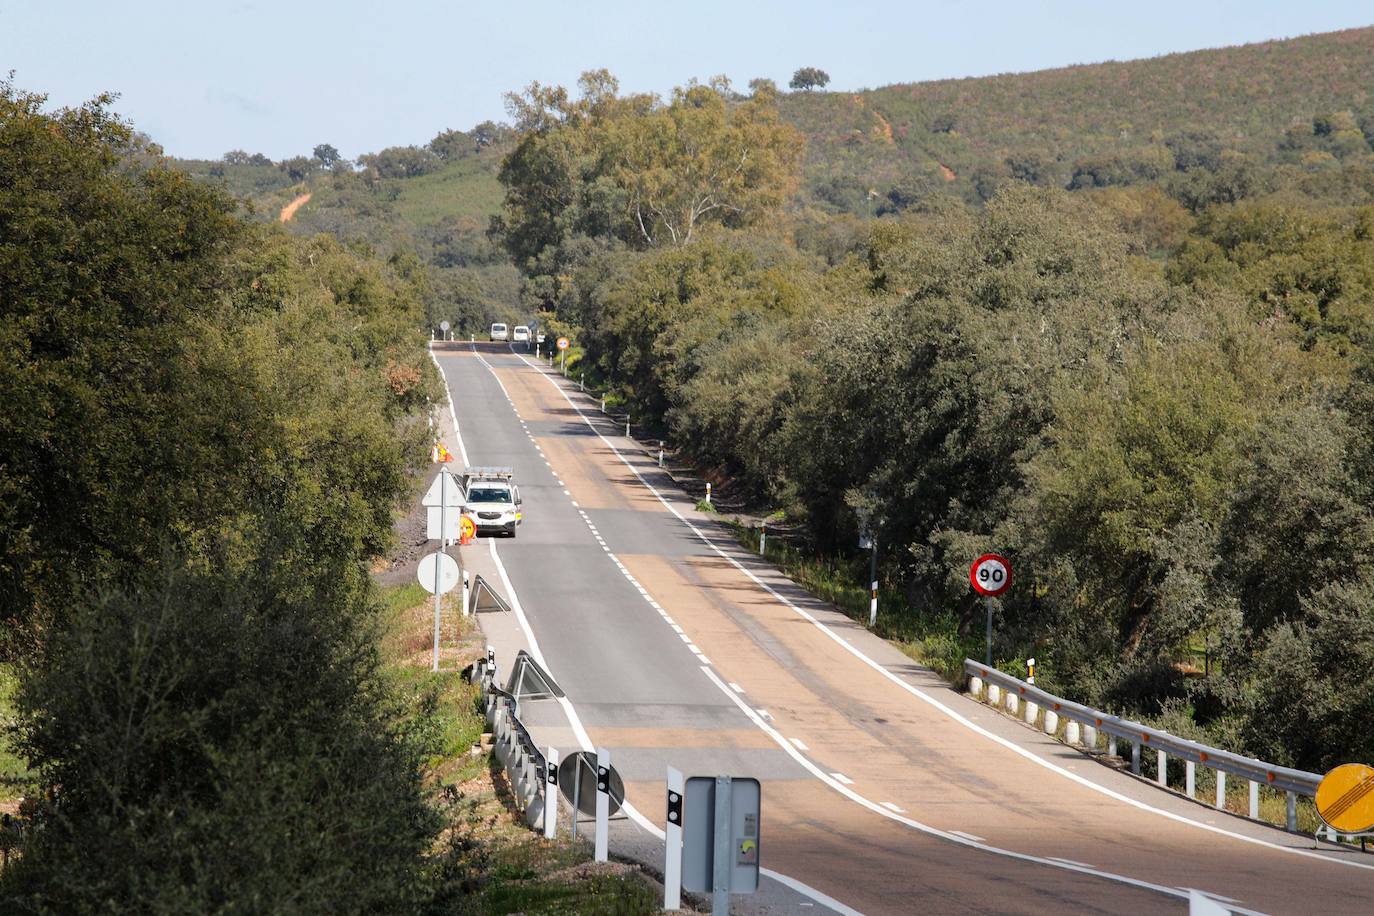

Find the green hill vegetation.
xmin=785 ymin=26 xmax=1374 ymax=213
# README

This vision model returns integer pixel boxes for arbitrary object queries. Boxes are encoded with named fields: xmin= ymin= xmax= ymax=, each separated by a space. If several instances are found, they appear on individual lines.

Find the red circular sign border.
xmin=970 ymin=553 xmax=1013 ymax=597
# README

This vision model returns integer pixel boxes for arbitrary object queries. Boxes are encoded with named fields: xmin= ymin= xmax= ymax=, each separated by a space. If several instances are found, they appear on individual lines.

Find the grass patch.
xmin=0 ymin=664 xmax=31 ymax=804
xmin=378 ymin=581 xmax=487 ymax=783
xmin=393 ymin=157 xmax=505 ymax=228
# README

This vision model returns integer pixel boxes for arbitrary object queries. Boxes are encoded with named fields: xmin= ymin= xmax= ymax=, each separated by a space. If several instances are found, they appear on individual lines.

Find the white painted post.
xmin=1024 ymin=700 xmax=1038 ymax=726
xmin=659 ymin=442 xmax=664 ymax=467
xmin=433 ymin=468 xmax=447 ymax=672
xmin=544 ymin=748 xmax=560 ymax=839
xmin=1186 ymin=760 xmax=1196 ymax=798
xmin=1286 ymin=792 xmax=1297 ymax=832
xmin=461 ymin=570 xmax=470 ymax=618
xmin=1248 ymin=780 xmax=1259 ymax=819
xmin=968 ymin=675 xmax=984 ymax=698
xmin=1083 ymin=725 xmax=1098 ymax=750
xmin=1157 ymin=750 xmax=1168 ymax=787
xmin=1108 ymin=735 xmax=1117 ymax=758
xmin=758 ymin=522 xmax=766 ymax=555
xmin=664 ymin=767 xmax=684 ymax=911
xmin=987 ymin=684 xmax=1001 ymax=707
xmin=1131 ymin=742 xmax=1141 ymax=775
xmin=1216 ymin=770 xmax=1226 ymax=809
xmin=1065 ymin=721 xmax=1081 ymax=746
xmin=594 ymin=747 xmax=611 ymax=862
xmin=1005 ymin=692 xmax=1019 ymax=716
xmin=601 ymin=396 xmax=606 ymax=412
xmin=1043 ymin=709 xmax=1059 ymax=736
xmin=579 ymin=372 xmax=584 ymax=391
xmin=705 ymin=482 xmax=712 ymax=506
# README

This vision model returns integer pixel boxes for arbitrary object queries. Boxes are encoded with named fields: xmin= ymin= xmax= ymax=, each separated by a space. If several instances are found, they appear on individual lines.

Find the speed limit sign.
xmin=556 ymin=337 xmax=570 ymax=351
xmin=970 ymin=553 xmax=1012 ymax=597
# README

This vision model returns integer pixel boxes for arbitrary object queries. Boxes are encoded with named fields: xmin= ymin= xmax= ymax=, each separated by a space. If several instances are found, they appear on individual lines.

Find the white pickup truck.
xmin=462 ymin=466 xmax=522 ymax=538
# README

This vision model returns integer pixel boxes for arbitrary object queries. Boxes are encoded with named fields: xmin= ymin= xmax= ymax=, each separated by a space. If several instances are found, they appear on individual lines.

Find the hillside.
xmin=785 ymin=25 xmax=1374 ymax=210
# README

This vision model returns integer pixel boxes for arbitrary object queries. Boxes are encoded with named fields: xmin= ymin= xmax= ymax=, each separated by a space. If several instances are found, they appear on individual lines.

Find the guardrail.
xmin=472 ymin=649 xmax=549 ymax=828
xmin=963 ymin=659 xmax=1322 ymax=834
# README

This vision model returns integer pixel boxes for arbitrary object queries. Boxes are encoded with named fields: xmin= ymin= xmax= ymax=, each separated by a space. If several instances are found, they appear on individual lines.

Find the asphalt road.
xmin=434 ymin=341 xmax=1374 ymax=915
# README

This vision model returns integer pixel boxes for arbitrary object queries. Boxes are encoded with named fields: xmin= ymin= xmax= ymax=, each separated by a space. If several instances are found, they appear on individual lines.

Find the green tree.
xmin=313 ymin=142 xmax=342 ymax=166
xmin=789 ymin=67 xmax=830 ymax=91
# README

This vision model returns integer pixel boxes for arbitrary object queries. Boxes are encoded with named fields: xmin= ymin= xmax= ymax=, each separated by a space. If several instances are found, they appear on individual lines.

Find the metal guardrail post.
xmin=1186 ymin=760 xmax=1196 ymax=798
xmin=1108 ymin=735 xmax=1117 ymax=757
xmin=1131 ymin=742 xmax=1141 ymax=776
xmin=1158 ymin=750 xmax=1168 ymax=788
xmin=1286 ymin=792 xmax=1297 ymax=833
xmin=1216 ymin=770 xmax=1226 ymax=808
xmin=1249 ymin=780 xmax=1260 ymax=819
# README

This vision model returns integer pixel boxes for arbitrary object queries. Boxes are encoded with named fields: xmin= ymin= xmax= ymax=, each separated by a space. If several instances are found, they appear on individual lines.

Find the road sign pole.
xmin=434 ymin=468 xmax=447 ymax=672
xmin=664 ymin=767 xmax=684 ymax=911
xmin=985 ymin=596 xmax=994 ymax=667
xmin=570 ymin=755 xmax=581 ymax=841
xmin=712 ymin=775 xmax=733 ymax=915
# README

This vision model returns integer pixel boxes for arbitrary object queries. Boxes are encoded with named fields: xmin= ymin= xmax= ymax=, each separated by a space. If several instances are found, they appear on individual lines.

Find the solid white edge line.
xmin=454 ymin=344 xmax=860 ymax=915
xmin=697 ymin=663 xmax=1184 ymax=901
xmin=513 ymin=347 xmax=1374 ymax=877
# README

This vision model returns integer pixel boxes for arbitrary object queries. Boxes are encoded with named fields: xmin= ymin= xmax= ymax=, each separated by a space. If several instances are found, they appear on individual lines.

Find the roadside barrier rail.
xmin=963 ymin=659 xmax=1322 ymax=834
xmin=473 ymin=649 xmax=549 ymax=827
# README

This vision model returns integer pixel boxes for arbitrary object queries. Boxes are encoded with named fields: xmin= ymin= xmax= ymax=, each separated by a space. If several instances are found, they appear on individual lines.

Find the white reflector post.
xmin=544 ymin=747 xmax=559 ymax=839
xmin=665 ymin=767 xmax=684 ymax=911
xmin=594 ymin=746 xmax=611 ymax=862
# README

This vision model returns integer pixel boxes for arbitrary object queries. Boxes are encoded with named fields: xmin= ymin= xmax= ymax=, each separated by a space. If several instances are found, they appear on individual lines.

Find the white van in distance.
xmin=512 ymin=325 xmax=530 ymax=345
xmin=490 ymin=323 xmax=508 ymax=341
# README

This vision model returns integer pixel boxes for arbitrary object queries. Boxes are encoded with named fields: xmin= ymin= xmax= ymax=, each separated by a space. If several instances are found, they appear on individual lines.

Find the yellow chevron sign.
xmin=1316 ymin=763 xmax=1374 ymax=834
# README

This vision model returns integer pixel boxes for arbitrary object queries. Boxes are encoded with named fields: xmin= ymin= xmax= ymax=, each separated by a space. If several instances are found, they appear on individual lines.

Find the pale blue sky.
xmin=3 ymin=2 xmax=1371 ymax=160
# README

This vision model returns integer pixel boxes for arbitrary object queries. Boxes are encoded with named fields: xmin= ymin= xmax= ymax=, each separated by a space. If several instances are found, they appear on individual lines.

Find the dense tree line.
xmin=496 ymin=72 xmax=1374 ymax=772
xmin=0 ymin=83 xmax=466 ymax=910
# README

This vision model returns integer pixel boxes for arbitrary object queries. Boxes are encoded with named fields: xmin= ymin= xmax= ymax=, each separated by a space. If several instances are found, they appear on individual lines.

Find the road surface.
xmin=433 ymin=341 xmax=1374 ymax=915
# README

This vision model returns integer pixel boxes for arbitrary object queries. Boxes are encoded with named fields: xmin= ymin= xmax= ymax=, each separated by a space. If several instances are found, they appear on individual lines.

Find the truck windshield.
xmin=468 ymin=487 xmax=511 ymax=504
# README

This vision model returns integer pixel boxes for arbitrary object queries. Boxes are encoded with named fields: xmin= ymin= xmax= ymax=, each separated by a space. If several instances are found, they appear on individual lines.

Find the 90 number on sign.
xmin=970 ymin=553 xmax=1012 ymax=597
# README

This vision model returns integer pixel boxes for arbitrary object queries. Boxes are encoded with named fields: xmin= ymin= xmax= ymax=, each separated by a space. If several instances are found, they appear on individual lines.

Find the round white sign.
xmin=970 ymin=553 xmax=1012 ymax=597
xmin=417 ymin=551 xmax=461 ymax=594
xmin=440 ymin=320 xmax=450 ymax=331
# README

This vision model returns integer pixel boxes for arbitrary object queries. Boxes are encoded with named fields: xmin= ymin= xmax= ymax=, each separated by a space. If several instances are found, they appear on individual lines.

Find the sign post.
xmin=557 ymin=336 xmax=570 ymax=375
xmin=970 ymin=553 xmax=1012 ymax=666
xmin=421 ymin=468 xmax=465 ymax=671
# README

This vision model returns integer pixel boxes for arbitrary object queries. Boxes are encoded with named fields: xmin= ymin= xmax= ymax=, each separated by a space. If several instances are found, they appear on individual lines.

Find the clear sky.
xmin=4 ymin=1 xmax=1371 ymax=161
